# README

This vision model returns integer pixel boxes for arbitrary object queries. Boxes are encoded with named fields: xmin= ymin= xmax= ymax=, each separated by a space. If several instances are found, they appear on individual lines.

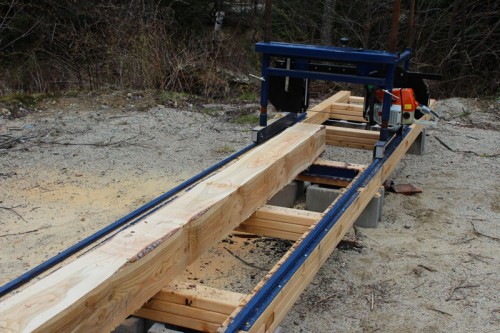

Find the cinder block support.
xmin=147 ymin=323 xmax=183 ymax=333
xmin=268 ymin=181 xmax=302 ymax=208
xmin=354 ymin=187 xmax=384 ymax=228
xmin=305 ymin=185 xmax=341 ymax=212
xmin=112 ymin=317 xmax=145 ymax=333
xmin=408 ymin=128 xmax=426 ymax=155
xmin=306 ymin=185 xmax=384 ymax=228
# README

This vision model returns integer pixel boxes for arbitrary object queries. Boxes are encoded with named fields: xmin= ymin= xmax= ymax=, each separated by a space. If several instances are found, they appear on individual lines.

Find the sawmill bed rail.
xmin=0 ymin=91 xmax=432 ymax=333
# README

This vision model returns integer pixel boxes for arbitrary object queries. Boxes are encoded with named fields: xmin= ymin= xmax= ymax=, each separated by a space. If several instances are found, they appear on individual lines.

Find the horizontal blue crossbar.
xmin=256 ymin=41 xmax=410 ymax=64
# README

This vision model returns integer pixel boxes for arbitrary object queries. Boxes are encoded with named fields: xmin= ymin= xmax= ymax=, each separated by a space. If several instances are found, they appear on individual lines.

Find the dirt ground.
xmin=0 ymin=91 xmax=498 ymax=332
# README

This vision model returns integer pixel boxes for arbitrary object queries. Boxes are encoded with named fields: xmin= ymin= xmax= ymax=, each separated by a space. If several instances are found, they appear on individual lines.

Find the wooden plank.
xmin=143 ymin=299 xmax=229 ymax=323
xmin=221 ymin=113 xmax=429 ymax=333
xmin=305 ymin=91 xmax=351 ymax=124
xmin=330 ymin=102 xmax=364 ymax=112
xmin=0 ymin=123 xmax=325 ymax=332
xmin=234 ymin=225 xmax=302 ymax=241
xmin=325 ymin=139 xmax=373 ymax=150
xmin=308 ymin=91 xmax=350 ymax=113
xmin=235 ymin=206 xmax=322 ymax=240
xmin=136 ymin=308 xmax=221 ymax=332
xmin=325 ymin=126 xmax=379 ymax=140
xmin=325 ymin=134 xmax=377 ymax=145
xmin=311 ymin=158 xmax=366 ymax=172
xmin=251 ymin=205 xmax=321 ymax=227
xmin=295 ymin=174 xmax=351 ymax=187
xmin=150 ymin=282 xmax=244 ymax=315
xmin=329 ymin=113 xmax=367 ymax=123
xmin=348 ymin=96 xmax=364 ymax=103
xmin=240 ymin=218 xmax=309 ymax=235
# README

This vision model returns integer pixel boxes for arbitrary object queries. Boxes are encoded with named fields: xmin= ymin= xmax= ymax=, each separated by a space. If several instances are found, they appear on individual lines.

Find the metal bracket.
xmin=252 ymin=112 xmax=298 ymax=144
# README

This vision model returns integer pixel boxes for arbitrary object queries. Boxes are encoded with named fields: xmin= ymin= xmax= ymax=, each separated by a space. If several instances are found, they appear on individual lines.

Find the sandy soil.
xmin=0 ymin=92 xmax=498 ymax=332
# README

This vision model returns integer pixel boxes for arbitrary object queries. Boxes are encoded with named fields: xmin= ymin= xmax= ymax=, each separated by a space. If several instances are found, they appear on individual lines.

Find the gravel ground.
xmin=0 ymin=92 xmax=498 ymax=332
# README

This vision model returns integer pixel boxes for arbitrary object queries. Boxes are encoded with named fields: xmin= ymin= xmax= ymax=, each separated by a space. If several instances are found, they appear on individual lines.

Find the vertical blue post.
xmin=260 ymin=54 xmax=270 ymax=126
xmin=380 ymin=64 xmax=396 ymax=141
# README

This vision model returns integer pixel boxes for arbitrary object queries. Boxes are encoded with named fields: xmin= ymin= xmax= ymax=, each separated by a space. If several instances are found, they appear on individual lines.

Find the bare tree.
xmin=320 ymin=0 xmax=335 ymax=45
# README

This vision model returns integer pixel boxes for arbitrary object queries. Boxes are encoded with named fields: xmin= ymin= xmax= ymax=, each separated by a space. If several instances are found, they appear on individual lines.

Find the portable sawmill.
xmin=252 ymin=39 xmax=440 ymax=157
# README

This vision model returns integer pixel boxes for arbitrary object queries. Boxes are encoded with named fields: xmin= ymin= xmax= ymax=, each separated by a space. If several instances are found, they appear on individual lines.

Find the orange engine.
xmin=375 ymin=88 xmax=420 ymax=125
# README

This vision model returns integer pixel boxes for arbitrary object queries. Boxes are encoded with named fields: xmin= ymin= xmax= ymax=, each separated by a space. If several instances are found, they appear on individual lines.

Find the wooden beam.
xmin=325 ymin=126 xmax=379 ymax=140
xmin=295 ymin=174 xmax=351 ymax=187
xmin=311 ymin=158 xmax=366 ymax=172
xmin=330 ymin=102 xmax=364 ymax=112
xmin=0 ymin=123 xmax=325 ymax=332
xmin=329 ymin=113 xmax=367 ymax=123
xmin=236 ymin=206 xmax=322 ymax=241
xmin=135 ymin=282 xmax=243 ymax=331
xmin=220 ymin=116 xmax=430 ymax=333
xmin=326 ymin=139 xmax=373 ymax=150
xmin=348 ymin=96 xmax=364 ymax=104
xmin=305 ymin=91 xmax=351 ymax=124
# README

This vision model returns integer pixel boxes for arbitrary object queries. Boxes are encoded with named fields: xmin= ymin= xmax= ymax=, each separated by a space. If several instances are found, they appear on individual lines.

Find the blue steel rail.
xmin=225 ymin=127 xmax=410 ymax=332
xmin=0 ymin=143 xmax=257 ymax=298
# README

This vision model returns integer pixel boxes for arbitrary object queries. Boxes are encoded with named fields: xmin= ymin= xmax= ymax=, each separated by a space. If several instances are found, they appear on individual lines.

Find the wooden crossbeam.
xmin=0 ymin=123 xmax=325 ymax=332
xmin=236 ymin=205 xmax=322 ymax=241
xmin=325 ymin=126 xmax=378 ymax=149
xmin=348 ymin=96 xmax=364 ymax=104
xmin=220 ymin=116 xmax=430 ymax=333
xmin=305 ymin=91 xmax=351 ymax=124
xmin=135 ymin=282 xmax=244 ymax=332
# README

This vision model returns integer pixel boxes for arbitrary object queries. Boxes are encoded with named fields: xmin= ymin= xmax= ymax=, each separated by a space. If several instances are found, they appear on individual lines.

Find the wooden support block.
xmin=305 ymin=91 xmax=351 ymax=124
xmin=251 ymin=205 xmax=321 ymax=227
xmin=236 ymin=206 xmax=322 ymax=241
xmin=348 ymin=96 xmax=364 ymax=104
xmin=330 ymin=102 xmax=364 ymax=112
xmin=295 ymin=174 xmax=351 ymax=188
xmin=325 ymin=134 xmax=377 ymax=145
xmin=135 ymin=282 xmax=244 ymax=332
xmin=325 ymin=126 xmax=379 ymax=140
xmin=329 ymin=113 xmax=367 ymax=123
xmin=325 ymin=139 xmax=373 ymax=150
xmin=0 ymin=124 xmax=325 ymax=333
xmin=311 ymin=159 xmax=366 ymax=172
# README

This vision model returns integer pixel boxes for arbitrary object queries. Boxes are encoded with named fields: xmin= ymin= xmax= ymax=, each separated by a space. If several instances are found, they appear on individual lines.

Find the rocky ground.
xmin=0 ymin=91 xmax=498 ymax=332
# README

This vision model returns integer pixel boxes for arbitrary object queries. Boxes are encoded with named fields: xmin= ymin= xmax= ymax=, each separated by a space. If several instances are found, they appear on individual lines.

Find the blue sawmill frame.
xmin=256 ymin=41 xmax=412 ymax=142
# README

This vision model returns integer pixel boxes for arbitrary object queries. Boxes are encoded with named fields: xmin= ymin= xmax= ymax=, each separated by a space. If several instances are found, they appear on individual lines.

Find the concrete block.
xmin=306 ymin=185 xmax=384 ymax=227
xmin=148 ymin=323 xmax=183 ymax=333
xmin=268 ymin=181 xmax=298 ymax=208
xmin=305 ymin=185 xmax=342 ymax=212
xmin=408 ymin=128 xmax=426 ymax=155
xmin=112 ymin=317 xmax=145 ymax=333
xmin=354 ymin=187 xmax=384 ymax=228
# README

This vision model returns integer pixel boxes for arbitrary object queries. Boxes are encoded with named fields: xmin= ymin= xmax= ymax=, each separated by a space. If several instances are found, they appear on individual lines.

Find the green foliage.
xmin=0 ymin=0 xmax=498 ymax=97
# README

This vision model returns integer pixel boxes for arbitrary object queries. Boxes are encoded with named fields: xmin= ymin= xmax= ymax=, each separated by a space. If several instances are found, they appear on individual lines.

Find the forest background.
xmin=0 ymin=0 xmax=498 ymax=98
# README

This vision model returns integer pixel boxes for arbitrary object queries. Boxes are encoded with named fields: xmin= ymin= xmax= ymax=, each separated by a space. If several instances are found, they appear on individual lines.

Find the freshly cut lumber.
xmin=236 ymin=206 xmax=322 ymax=241
xmin=135 ymin=282 xmax=244 ymax=331
xmin=325 ymin=126 xmax=379 ymax=140
xmin=348 ymin=96 xmax=364 ymax=103
xmin=305 ymin=91 xmax=350 ymax=124
xmin=219 ymin=113 xmax=431 ymax=333
xmin=326 ymin=139 xmax=373 ymax=150
xmin=329 ymin=113 xmax=367 ymax=123
xmin=0 ymin=123 xmax=325 ymax=333
xmin=310 ymin=158 xmax=366 ymax=172
xmin=295 ymin=174 xmax=351 ymax=187
xmin=330 ymin=102 xmax=364 ymax=112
